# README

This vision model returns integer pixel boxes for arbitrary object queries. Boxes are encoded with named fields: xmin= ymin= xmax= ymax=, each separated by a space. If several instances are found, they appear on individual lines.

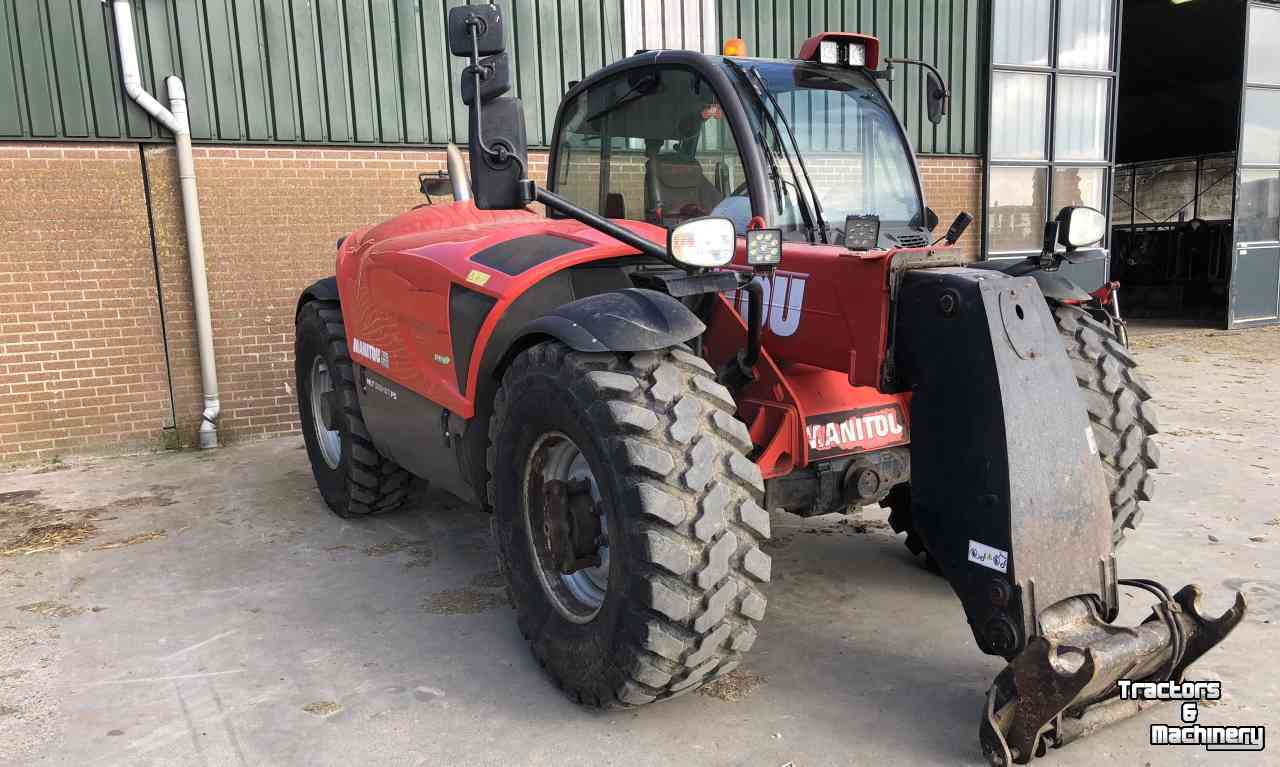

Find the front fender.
xmin=516 ymin=288 xmax=705 ymax=353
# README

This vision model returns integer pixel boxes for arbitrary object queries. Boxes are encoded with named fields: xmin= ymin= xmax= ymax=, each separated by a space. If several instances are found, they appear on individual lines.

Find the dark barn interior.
xmin=1112 ymin=0 xmax=1247 ymax=324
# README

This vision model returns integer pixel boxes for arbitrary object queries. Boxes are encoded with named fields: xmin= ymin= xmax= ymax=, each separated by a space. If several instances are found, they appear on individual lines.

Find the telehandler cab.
xmin=294 ymin=5 xmax=1245 ymax=763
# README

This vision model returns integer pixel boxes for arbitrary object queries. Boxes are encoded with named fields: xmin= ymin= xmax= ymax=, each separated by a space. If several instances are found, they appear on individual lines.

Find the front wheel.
xmin=487 ymin=341 xmax=771 ymax=706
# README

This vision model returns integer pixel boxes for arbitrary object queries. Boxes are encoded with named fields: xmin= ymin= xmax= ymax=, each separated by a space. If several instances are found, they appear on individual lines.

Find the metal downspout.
xmin=112 ymin=0 xmax=220 ymax=448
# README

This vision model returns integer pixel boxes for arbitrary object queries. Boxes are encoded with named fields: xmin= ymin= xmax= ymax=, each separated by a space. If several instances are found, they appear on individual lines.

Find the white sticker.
xmin=1085 ymin=426 xmax=1099 ymax=456
xmin=968 ymin=540 xmax=1009 ymax=573
xmin=352 ymin=338 xmax=390 ymax=368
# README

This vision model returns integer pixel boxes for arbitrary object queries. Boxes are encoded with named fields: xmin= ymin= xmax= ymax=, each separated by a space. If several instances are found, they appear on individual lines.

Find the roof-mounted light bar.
xmin=797 ymin=32 xmax=880 ymax=70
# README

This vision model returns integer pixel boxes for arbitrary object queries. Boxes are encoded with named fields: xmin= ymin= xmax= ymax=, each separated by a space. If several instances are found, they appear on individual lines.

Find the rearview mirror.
xmin=447 ymin=4 xmax=505 ymax=57
xmin=944 ymin=212 xmax=973 ymax=245
xmin=926 ymin=70 xmax=948 ymax=125
xmin=1056 ymin=206 xmax=1106 ymax=251
xmin=419 ymin=172 xmax=453 ymax=198
xmin=461 ymin=53 xmax=512 ymax=106
xmin=468 ymin=96 xmax=528 ymax=210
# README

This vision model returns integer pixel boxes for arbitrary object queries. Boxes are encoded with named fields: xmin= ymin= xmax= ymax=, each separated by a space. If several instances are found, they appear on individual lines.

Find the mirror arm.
xmin=466 ymin=20 xmax=527 ymax=178
xmin=882 ymin=58 xmax=950 ymax=109
xmin=882 ymin=57 xmax=947 ymax=88
xmin=533 ymin=187 xmax=682 ymax=269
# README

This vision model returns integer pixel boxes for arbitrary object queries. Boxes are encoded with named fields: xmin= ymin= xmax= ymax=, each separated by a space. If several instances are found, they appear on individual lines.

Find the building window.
xmin=986 ymin=0 xmax=1119 ymax=257
xmin=990 ymin=72 xmax=1049 ymax=160
xmin=1057 ymin=0 xmax=1113 ymax=71
xmin=1240 ymin=4 xmax=1280 ymax=244
xmin=992 ymin=0 xmax=1051 ymax=67
xmin=1241 ymin=88 xmax=1280 ymax=166
xmin=1246 ymin=4 xmax=1280 ymax=87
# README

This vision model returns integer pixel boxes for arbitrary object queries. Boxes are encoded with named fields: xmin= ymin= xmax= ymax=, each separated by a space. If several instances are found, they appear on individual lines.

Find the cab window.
xmin=553 ymin=67 xmax=748 ymax=231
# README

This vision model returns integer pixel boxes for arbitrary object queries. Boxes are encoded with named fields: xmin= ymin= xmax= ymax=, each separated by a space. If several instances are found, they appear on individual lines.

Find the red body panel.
xmin=336 ymin=201 xmax=673 ymax=419
xmin=336 ymin=201 xmax=945 ymax=477
xmin=712 ymin=239 xmax=925 ymax=476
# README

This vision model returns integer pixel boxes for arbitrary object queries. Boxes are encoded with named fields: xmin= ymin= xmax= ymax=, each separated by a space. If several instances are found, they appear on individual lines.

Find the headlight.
xmin=668 ymin=217 xmax=736 ymax=268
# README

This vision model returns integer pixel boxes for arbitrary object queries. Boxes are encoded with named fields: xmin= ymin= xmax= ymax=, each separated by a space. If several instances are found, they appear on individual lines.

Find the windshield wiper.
xmin=744 ymin=67 xmax=831 ymax=245
xmin=724 ymin=61 xmax=821 ymax=244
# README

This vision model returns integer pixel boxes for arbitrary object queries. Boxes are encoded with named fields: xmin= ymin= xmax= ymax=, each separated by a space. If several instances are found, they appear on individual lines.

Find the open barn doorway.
xmin=1113 ymin=0 xmax=1280 ymax=331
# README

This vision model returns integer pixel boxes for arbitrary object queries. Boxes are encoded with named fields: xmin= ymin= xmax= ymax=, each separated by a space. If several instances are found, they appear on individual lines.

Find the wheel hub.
xmin=522 ymin=433 xmax=609 ymax=623
xmin=308 ymin=356 xmax=342 ymax=469
xmin=542 ymin=478 xmax=605 ymax=574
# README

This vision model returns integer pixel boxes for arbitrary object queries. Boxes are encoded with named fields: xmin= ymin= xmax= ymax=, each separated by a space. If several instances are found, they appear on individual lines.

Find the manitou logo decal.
xmin=352 ymin=338 xmax=389 ymax=368
xmin=806 ymin=405 xmax=909 ymax=459
xmin=726 ymin=270 xmax=807 ymax=337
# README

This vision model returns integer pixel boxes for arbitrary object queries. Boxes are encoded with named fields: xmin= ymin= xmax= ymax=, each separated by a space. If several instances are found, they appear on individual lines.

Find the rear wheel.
xmin=488 ymin=341 xmax=771 ymax=706
xmin=295 ymin=300 xmax=410 ymax=518
xmin=886 ymin=300 xmax=1160 ymax=560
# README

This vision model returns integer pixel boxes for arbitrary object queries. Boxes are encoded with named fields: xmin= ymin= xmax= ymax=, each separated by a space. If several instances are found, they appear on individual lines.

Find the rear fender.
xmin=296 ymin=276 xmax=339 ymax=318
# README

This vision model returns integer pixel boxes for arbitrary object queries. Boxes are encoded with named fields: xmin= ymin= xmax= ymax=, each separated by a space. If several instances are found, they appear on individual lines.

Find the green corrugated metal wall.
xmin=0 ymin=0 xmax=981 ymax=154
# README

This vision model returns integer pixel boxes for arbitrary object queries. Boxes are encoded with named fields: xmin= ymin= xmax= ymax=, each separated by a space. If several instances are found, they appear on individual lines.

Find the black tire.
xmin=295 ymin=300 xmax=410 ymax=518
xmin=488 ymin=341 xmax=770 ymax=707
xmin=885 ymin=301 xmax=1161 ymax=558
xmin=1052 ymin=302 xmax=1159 ymax=545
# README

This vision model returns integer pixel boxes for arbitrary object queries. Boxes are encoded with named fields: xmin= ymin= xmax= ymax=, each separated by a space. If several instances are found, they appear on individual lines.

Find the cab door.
xmin=1230 ymin=2 xmax=1280 ymax=328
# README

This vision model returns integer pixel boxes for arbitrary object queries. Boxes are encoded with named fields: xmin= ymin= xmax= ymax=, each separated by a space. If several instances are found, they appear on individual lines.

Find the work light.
xmin=746 ymin=228 xmax=782 ymax=267
xmin=818 ymin=40 xmax=867 ymax=67
xmin=819 ymin=40 xmax=840 ymax=64
xmin=668 ymin=217 xmax=736 ymax=268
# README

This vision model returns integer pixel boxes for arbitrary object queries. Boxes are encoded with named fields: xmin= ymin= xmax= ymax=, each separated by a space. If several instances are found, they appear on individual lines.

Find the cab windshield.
xmin=719 ymin=59 xmax=926 ymax=244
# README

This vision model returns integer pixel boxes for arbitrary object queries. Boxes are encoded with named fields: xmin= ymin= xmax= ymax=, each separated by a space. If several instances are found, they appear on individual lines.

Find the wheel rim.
xmin=309 ymin=356 xmax=342 ymax=470
xmin=522 ymin=432 xmax=609 ymax=623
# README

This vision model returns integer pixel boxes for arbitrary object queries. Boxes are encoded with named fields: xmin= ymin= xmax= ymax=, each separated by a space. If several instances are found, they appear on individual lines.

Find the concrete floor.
xmin=2 ymin=327 xmax=1277 ymax=767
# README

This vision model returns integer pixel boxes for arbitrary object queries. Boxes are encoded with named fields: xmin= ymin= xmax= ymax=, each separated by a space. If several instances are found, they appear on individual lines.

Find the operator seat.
xmin=643 ymin=139 xmax=723 ymax=226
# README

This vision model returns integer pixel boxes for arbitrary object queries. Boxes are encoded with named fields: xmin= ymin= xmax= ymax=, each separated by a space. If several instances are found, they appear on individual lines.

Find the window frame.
xmin=1236 ymin=2 xmax=1280 ymax=246
xmin=545 ymin=52 xmax=771 ymax=225
xmin=983 ymin=0 xmax=1123 ymax=259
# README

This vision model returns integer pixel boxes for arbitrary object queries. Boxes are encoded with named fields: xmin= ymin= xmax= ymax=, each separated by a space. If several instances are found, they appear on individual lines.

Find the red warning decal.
xmin=805 ymin=404 xmax=910 ymax=460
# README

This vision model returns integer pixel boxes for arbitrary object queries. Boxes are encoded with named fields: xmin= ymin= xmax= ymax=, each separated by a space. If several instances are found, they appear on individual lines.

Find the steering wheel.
xmin=678 ymin=202 xmax=709 ymax=218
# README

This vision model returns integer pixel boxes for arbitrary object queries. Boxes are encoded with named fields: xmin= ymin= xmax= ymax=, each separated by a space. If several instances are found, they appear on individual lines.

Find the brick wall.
xmin=0 ymin=144 xmax=173 ymax=464
xmin=0 ymin=142 xmax=981 ymax=464
xmin=918 ymin=155 xmax=984 ymax=259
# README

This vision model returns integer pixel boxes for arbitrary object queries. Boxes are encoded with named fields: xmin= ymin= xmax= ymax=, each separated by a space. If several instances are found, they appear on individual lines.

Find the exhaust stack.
xmin=446 ymin=143 xmax=472 ymax=202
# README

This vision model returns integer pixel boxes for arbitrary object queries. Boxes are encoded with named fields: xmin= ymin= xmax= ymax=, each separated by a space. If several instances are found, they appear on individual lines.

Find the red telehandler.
xmin=294 ymin=5 xmax=1245 ymax=763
